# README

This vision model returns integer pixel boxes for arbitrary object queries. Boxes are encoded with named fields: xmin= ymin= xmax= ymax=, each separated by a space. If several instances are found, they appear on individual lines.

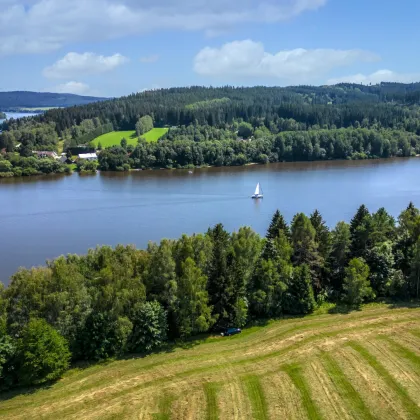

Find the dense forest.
xmin=2 ymin=83 xmax=420 ymax=176
xmin=0 ymin=91 xmax=106 ymax=111
xmin=0 ymin=112 xmax=6 ymax=120
xmin=1 ymin=202 xmax=420 ymax=390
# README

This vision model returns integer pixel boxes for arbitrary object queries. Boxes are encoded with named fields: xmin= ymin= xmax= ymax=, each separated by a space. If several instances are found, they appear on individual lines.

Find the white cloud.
xmin=140 ymin=54 xmax=159 ymax=63
xmin=138 ymin=84 xmax=161 ymax=92
xmin=43 ymin=52 xmax=129 ymax=79
xmin=193 ymin=40 xmax=379 ymax=83
xmin=48 ymin=81 xmax=92 ymax=95
xmin=0 ymin=0 xmax=327 ymax=55
xmin=327 ymin=70 xmax=420 ymax=85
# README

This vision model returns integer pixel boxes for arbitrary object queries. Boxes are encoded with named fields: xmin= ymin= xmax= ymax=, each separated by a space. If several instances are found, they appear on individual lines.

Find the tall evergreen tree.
xmin=206 ymin=224 xmax=232 ymax=324
xmin=284 ymin=264 xmax=316 ymax=315
xmin=291 ymin=213 xmax=321 ymax=290
xmin=266 ymin=210 xmax=290 ymax=240
xmin=328 ymin=221 xmax=351 ymax=292
xmin=349 ymin=205 xmax=372 ymax=258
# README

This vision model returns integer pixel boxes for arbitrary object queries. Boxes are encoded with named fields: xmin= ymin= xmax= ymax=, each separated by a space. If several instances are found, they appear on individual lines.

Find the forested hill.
xmin=0 ymin=91 xmax=107 ymax=110
xmin=32 ymin=82 xmax=420 ymax=133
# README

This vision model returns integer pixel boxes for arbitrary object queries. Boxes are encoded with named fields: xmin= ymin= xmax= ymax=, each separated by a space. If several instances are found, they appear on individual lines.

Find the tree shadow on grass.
xmin=386 ymin=299 xmax=420 ymax=309
xmin=0 ymin=381 xmax=56 ymax=402
xmin=327 ymin=303 xmax=362 ymax=315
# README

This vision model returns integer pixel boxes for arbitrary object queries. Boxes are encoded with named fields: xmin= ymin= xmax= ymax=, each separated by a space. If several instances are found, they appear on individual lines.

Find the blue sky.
xmin=0 ymin=0 xmax=419 ymax=97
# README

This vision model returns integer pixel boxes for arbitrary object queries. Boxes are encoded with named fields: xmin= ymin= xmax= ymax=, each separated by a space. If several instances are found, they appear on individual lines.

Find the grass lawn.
xmin=92 ymin=128 xmax=168 ymax=148
xmin=2 ymin=303 xmax=420 ymax=419
xmin=140 ymin=127 xmax=169 ymax=143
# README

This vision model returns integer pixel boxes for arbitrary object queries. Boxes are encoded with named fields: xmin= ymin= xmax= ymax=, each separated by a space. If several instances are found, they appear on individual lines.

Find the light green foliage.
xmin=17 ymin=318 xmax=70 ymax=386
xmin=343 ymin=258 xmax=374 ymax=306
xmin=174 ymin=258 xmax=214 ymax=337
xmin=76 ymin=158 xmax=98 ymax=173
xmin=136 ymin=115 xmax=154 ymax=136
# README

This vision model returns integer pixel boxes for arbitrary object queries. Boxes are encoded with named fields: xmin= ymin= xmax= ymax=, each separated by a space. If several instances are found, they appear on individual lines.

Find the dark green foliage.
xmin=128 ymin=301 xmax=167 ymax=353
xmin=350 ymin=205 xmax=373 ymax=258
xmin=0 ymin=334 xmax=16 ymax=389
xmin=2 ymin=201 xmax=420 ymax=389
xmin=266 ymin=210 xmax=290 ymax=241
xmin=284 ymin=264 xmax=316 ymax=315
xmin=328 ymin=221 xmax=351 ymax=292
xmin=238 ymin=122 xmax=253 ymax=139
xmin=80 ymin=312 xmax=132 ymax=361
xmin=16 ymin=319 xmax=71 ymax=386
xmin=207 ymin=224 xmax=233 ymax=325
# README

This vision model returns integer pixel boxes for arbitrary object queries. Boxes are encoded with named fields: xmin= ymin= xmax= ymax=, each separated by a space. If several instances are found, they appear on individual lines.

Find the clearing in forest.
xmin=2 ymin=303 xmax=420 ymax=419
xmin=92 ymin=128 xmax=168 ymax=147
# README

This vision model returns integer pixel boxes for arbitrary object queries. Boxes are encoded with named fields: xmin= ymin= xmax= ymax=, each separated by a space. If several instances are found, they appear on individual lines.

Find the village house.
xmin=78 ymin=153 xmax=98 ymax=161
xmin=34 ymin=151 xmax=59 ymax=159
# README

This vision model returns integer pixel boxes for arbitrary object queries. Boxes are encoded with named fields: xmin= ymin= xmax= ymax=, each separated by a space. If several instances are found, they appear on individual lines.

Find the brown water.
xmin=1 ymin=158 xmax=420 ymax=284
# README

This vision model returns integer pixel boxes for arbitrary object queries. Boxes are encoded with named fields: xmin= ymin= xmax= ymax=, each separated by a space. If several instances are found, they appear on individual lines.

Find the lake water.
xmin=0 ymin=112 xmax=39 ymax=125
xmin=1 ymin=158 xmax=420 ymax=284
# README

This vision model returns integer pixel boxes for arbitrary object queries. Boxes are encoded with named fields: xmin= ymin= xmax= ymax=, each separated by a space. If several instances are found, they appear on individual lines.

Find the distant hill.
xmin=0 ymin=91 xmax=108 ymax=110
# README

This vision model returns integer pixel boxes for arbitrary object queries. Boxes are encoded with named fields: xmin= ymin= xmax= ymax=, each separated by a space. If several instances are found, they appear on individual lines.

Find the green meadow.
xmin=92 ymin=128 xmax=168 ymax=148
xmin=2 ymin=303 xmax=420 ymax=419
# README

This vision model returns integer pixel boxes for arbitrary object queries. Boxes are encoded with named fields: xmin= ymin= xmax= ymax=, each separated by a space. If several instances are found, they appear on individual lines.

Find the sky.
xmin=0 ymin=0 xmax=419 ymax=98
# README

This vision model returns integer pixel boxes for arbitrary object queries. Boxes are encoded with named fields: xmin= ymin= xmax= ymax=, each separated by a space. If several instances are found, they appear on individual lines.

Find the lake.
xmin=0 ymin=112 xmax=39 ymax=125
xmin=1 ymin=158 xmax=420 ymax=284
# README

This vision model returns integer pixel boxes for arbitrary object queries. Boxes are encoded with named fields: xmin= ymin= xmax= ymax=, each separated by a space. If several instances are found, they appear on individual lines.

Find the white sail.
xmin=254 ymin=183 xmax=260 ymax=196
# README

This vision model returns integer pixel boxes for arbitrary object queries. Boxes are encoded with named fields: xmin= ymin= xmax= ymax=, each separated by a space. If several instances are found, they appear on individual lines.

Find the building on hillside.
xmin=78 ymin=153 xmax=98 ymax=161
xmin=34 ymin=151 xmax=58 ymax=159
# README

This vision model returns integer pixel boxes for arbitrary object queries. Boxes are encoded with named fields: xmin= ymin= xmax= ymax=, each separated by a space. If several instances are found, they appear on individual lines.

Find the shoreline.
xmin=0 ymin=155 xmax=418 ymax=183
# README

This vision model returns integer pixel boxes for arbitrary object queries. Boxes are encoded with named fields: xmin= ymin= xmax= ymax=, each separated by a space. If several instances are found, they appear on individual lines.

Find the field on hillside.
xmin=2 ymin=304 xmax=420 ymax=419
xmin=93 ymin=128 xmax=168 ymax=147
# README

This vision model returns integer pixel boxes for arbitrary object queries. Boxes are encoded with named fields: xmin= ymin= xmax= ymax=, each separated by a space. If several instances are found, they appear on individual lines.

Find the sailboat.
xmin=252 ymin=183 xmax=263 ymax=199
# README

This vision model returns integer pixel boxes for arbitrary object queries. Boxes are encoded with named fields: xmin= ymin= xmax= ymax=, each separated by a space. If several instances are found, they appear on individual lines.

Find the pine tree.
xmin=310 ymin=210 xmax=331 ymax=260
xmin=266 ymin=210 xmax=290 ymax=240
xmin=206 ymin=224 xmax=232 ymax=324
xmin=284 ymin=264 xmax=316 ymax=315
xmin=349 ymin=205 xmax=372 ymax=258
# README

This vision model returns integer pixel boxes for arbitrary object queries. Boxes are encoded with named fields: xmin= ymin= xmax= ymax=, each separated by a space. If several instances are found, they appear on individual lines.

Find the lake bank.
xmin=1 ymin=157 xmax=419 ymax=284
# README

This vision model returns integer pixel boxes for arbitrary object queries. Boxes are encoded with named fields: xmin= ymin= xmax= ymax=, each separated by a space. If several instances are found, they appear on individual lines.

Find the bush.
xmin=128 ymin=301 xmax=167 ymax=353
xmin=16 ymin=319 xmax=71 ymax=386
xmin=80 ymin=312 xmax=132 ymax=361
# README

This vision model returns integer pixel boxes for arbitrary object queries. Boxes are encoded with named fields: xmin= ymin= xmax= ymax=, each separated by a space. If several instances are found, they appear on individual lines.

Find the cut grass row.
xmin=92 ymin=128 xmax=168 ymax=147
xmin=1 ymin=304 xmax=420 ymax=419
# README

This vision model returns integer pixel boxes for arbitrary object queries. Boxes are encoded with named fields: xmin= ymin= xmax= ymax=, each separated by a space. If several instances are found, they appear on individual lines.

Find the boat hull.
xmin=251 ymin=195 xmax=263 ymax=199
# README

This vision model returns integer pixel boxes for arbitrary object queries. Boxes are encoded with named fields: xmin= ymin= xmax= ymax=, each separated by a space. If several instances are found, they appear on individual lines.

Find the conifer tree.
xmin=266 ymin=210 xmax=290 ymax=240
xmin=284 ymin=264 xmax=316 ymax=314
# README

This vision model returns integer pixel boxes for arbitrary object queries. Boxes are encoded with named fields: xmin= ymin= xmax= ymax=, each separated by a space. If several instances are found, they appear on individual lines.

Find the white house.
xmin=78 ymin=153 xmax=98 ymax=161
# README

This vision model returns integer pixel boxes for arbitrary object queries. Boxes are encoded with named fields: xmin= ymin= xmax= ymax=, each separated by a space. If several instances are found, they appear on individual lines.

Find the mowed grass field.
xmin=92 ymin=128 xmax=168 ymax=147
xmin=2 ymin=303 xmax=420 ymax=419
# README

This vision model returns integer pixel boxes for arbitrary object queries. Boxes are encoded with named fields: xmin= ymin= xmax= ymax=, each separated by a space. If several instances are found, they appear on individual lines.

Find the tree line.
xmin=98 ymin=126 xmax=419 ymax=171
xmin=1 ymin=202 xmax=420 ymax=389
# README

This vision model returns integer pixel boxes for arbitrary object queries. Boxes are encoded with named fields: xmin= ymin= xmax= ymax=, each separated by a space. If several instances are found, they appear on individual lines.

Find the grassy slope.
xmin=2 ymin=303 xmax=420 ymax=420
xmin=92 ymin=128 xmax=168 ymax=147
